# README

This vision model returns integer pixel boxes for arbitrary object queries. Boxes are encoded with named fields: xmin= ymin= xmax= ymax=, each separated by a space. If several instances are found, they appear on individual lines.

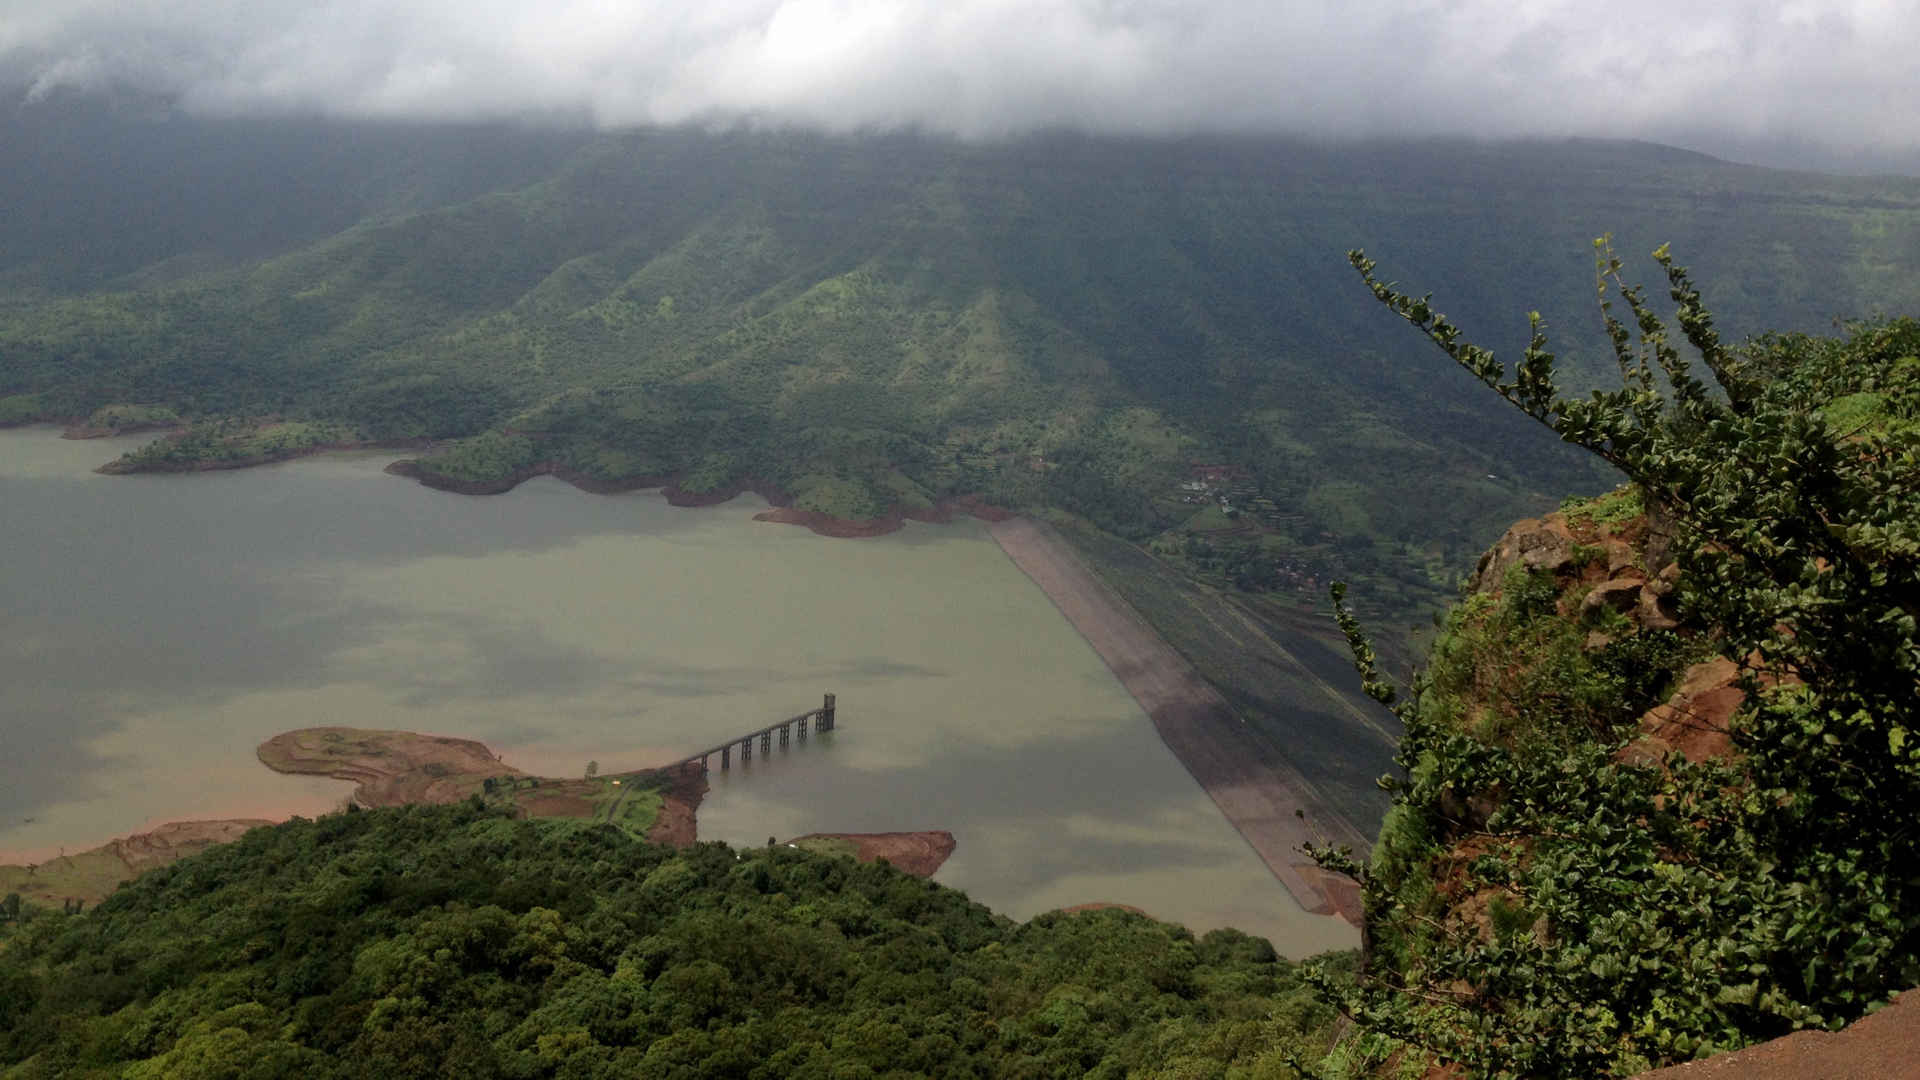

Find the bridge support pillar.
xmin=821 ymin=693 xmax=836 ymax=732
xmin=720 ymin=746 xmax=730 ymax=769
xmin=778 ymin=724 xmax=789 ymax=748
xmin=760 ymin=732 xmax=772 ymax=754
xmin=741 ymin=738 xmax=751 ymax=762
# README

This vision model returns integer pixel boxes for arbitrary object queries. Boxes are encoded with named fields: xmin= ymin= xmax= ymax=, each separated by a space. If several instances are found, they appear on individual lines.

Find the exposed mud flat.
xmin=0 ymin=728 xmax=714 ymax=906
xmin=256 ymin=727 xmax=708 ymax=846
xmin=257 ymin=726 xmax=522 ymax=806
xmin=786 ymin=831 xmax=957 ymax=876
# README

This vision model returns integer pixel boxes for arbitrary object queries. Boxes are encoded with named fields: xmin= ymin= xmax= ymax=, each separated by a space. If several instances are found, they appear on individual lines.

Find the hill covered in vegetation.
xmin=0 ymin=801 xmax=1341 ymax=1078
xmin=1312 ymin=248 xmax=1920 ymax=1077
xmin=7 ymin=121 xmax=1920 ymax=621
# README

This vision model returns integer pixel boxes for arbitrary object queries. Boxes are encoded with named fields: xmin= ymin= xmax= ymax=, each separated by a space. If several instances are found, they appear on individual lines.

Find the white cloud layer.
xmin=3 ymin=0 xmax=1917 ymax=153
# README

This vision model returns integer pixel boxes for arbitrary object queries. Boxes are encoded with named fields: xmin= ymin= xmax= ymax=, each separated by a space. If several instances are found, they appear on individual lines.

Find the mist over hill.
xmin=6 ymin=114 xmax=1920 ymax=618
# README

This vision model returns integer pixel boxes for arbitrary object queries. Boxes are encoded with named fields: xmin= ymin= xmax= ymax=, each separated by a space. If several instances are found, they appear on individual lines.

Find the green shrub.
xmin=1316 ymin=245 xmax=1920 ymax=1077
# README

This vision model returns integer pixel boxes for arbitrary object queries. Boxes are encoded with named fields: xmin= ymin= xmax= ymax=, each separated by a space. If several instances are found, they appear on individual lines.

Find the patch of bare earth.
xmin=645 ymin=764 xmax=708 ymax=847
xmin=1635 ymin=991 xmax=1920 ymax=1080
xmin=786 ymin=831 xmax=956 ymax=877
xmin=256 ymin=727 xmax=521 ymax=807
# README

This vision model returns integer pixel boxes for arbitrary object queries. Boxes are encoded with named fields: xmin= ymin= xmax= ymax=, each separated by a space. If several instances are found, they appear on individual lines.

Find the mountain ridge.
xmin=9 ymin=125 xmax=1918 ymax=623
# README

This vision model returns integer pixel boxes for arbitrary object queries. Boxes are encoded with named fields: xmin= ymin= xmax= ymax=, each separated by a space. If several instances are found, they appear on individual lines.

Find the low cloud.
xmin=3 ymin=1 xmax=1917 ymax=157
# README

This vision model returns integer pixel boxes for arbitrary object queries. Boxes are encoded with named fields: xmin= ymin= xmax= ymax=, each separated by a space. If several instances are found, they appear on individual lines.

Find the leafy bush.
xmin=1314 ymin=243 xmax=1920 ymax=1077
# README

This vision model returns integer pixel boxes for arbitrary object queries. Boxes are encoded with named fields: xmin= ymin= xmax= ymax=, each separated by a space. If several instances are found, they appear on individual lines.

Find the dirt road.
xmin=988 ymin=516 xmax=1370 ymax=921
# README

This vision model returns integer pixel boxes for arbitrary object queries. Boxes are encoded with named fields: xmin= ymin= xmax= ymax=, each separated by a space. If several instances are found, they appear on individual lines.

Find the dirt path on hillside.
xmin=988 ymin=516 xmax=1370 ymax=923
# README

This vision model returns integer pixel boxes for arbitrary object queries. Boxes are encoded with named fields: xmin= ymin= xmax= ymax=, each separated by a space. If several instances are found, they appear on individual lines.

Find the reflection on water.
xmin=0 ymin=428 xmax=1356 ymax=955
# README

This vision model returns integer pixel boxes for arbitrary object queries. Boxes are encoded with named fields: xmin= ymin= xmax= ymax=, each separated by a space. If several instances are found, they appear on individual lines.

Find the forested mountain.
xmin=7 ymin=116 xmax=1920 ymax=619
xmin=6 ymin=105 xmax=1920 ymax=1078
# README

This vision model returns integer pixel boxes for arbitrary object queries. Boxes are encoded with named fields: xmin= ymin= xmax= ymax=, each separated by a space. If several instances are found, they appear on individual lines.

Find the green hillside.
xmin=7 ymin=129 xmax=1920 ymax=621
xmin=0 ymin=802 xmax=1341 ymax=1078
xmin=1311 ymin=249 xmax=1920 ymax=1076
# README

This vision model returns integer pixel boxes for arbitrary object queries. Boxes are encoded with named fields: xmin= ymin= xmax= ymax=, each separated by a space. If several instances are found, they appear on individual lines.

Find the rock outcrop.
xmin=1618 ymin=656 xmax=1744 ymax=767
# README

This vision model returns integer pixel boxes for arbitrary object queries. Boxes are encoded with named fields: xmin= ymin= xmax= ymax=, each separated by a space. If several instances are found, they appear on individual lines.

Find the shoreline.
xmin=6 ymin=425 xmax=1367 ymax=928
xmin=0 ymin=728 xmax=964 ymax=907
xmin=0 ymin=728 xmax=712 ymax=907
xmin=72 ymin=420 xmax=1013 ymax=539
xmin=96 ymin=436 xmax=440 ymax=475
xmin=383 ymin=458 xmax=1015 ymax=539
xmin=985 ymin=515 xmax=1369 ymax=926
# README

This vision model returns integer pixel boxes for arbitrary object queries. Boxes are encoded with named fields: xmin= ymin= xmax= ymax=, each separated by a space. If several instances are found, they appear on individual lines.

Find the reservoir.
xmin=0 ymin=427 xmax=1356 ymax=954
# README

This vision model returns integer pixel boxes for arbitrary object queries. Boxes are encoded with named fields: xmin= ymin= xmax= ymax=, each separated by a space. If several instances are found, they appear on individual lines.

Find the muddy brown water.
xmin=0 ymin=428 xmax=1355 ymax=954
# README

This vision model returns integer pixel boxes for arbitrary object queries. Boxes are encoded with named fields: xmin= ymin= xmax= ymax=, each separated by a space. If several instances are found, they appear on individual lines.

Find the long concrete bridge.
xmin=665 ymin=693 xmax=836 ymax=773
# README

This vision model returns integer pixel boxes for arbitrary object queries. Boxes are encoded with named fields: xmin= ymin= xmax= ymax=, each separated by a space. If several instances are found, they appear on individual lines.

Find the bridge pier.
xmin=658 ymin=692 xmax=839 ymax=774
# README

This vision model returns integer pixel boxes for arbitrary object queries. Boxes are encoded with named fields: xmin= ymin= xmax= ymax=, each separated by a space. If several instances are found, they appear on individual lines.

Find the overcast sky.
xmin=4 ymin=0 xmax=1918 ymax=164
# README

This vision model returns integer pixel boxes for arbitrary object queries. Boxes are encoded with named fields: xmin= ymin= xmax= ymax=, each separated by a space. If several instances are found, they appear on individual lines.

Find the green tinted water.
xmin=0 ymin=428 xmax=1354 ymax=953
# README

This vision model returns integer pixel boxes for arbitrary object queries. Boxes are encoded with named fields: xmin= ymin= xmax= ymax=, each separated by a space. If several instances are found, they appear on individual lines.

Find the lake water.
xmin=0 ymin=428 xmax=1355 ymax=954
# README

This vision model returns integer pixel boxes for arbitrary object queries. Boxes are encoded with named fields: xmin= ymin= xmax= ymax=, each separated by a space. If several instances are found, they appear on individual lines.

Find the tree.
xmin=585 ymin=760 xmax=598 ymax=780
xmin=1313 ymin=240 xmax=1920 ymax=1077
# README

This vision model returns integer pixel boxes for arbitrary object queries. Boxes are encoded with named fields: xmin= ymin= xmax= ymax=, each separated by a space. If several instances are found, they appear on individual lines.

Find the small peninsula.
xmin=1 ymin=727 xmax=959 ymax=910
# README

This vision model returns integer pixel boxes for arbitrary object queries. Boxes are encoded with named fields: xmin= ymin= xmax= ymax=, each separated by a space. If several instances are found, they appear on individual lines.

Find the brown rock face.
xmin=1619 ymin=657 xmax=1744 ymax=766
xmin=1583 ymin=576 xmax=1647 ymax=616
xmin=1605 ymin=539 xmax=1642 ymax=575
xmin=1636 ymin=587 xmax=1682 ymax=631
xmin=1470 ymin=516 xmax=1577 ymax=592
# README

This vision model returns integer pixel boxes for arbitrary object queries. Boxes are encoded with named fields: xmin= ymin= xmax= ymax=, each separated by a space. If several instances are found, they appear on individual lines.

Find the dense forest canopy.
xmin=0 ymin=803 xmax=1341 ymax=1078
